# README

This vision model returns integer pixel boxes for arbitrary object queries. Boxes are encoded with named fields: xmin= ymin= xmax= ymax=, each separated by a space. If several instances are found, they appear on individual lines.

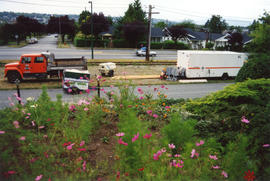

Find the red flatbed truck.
xmin=4 ymin=52 xmax=87 ymax=83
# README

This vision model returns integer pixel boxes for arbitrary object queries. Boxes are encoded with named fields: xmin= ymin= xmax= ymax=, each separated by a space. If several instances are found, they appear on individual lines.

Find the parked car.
xmin=136 ymin=47 xmax=157 ymax=57
xmin=26 ymin=37 xmax=38 ymax=44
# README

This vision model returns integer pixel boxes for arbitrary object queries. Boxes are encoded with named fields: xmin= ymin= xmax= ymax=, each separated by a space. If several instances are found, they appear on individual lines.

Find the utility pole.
xmin=89 ymin=1 xmax=94 ymax=59
xmin=58 ymin=16 xmax=61 ymax=41
xmin=146 ymin=5 xmax=159 ymax=61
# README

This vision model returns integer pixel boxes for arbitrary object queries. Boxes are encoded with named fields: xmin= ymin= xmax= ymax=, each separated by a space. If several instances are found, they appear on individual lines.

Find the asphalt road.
xmin=0 ymin=83 xmax=232 ymax=109
xmin=0 ymin=34 xmax=177 ymax=60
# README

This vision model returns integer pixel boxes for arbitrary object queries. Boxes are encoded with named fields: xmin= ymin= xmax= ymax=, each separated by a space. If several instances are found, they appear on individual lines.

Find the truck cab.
xmin=4 ymin=54 xmax=48 ymax=82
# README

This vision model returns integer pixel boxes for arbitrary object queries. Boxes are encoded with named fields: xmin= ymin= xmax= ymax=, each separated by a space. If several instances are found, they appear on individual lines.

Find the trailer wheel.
xmin=108 ymin=70 xmax=114 ymax=77
xmin=7 ymin=71 xmax=21 ymax=83
xmin=221 ymin=73 xmax=229 ymax=80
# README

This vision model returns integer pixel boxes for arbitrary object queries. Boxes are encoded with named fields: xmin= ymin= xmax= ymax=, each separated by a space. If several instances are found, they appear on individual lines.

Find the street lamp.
xmin=89 ymin=1 xmax=94 ymax=59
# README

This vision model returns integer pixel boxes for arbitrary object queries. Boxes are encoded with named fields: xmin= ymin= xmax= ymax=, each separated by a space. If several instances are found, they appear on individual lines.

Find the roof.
xmin=184 ymin=28 xmax=223 ymax=41
xmin=177 ymin=50 xmax=246 ymax=55
xmin=151 ymin=27 xmax=164 ymax=37
xmin=100 ymin=26 xmax=114 ymax=36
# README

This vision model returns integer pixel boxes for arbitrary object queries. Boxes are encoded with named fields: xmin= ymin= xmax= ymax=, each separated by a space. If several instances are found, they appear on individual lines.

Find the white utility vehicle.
xmin=98 ymin=62 xmax=116 ymax=77
xmin=62 ymin=69 xmax=90 ymax=93
xmin=177 ymin=50 xmax=248 ymax=79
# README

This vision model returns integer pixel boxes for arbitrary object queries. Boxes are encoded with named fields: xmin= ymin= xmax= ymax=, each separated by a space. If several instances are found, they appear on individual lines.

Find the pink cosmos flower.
xmin=80 ymin=141 xmax=85 ymax=147
xmin=174 ymin=154 xmax=181 ymax=157
xmin=16 ymin=96 xmax=22 ymax=101
xmin=97 ymin=75 xmax=102 ymax=79
xmin=30 ymin=157 xmax=38 ymax=163
xmin=44 ymin=152 xmax=48 ymax=158
xmin=168 ymin=143 xmax=175 ymax=149
xmin=132 ymin=132 xmax=139 ymax=142
xmin=160 ymin=148 xmax=166 ymax=153
xmin=165 ymin=106 xmax=170 ymax=109
xmin=0 ymin=131 xmax=5 ymax=134
xmin=68 ymin=88 xmax=72 ymax=93
xmin=221 ymin=170 xmax=228 ymax=178
xmin=82 ymin=161 xmax=86 ymax=171
xmin=146 ymin=110 xmax=152 ymax=115
xmin=263 ymin=144 xmax=270 ymax=147
xmin=191 ymin=149 xmax=196 ymax=158
xmin=209 ymin=155 xmax=218 ymax=160
xmin=161 ymin=85 xmax=165 ymax=88
xmin=143 ymin=133 xmax=152 ymax=139
xmin=118 ymin=138 xmax=128 ymax=146
xmin=13 ymin=121 xmax=20 ymax=128
xmin=27 ymin=113 xmax=31 ymax=116
xmin=86 ymin=89 xmax=90 ymax=94
xmin=32 ymin=121 xmax=35 ymax=126
xmin=19 ymin=136 xmax=26 ymax=141
xmin=35 ymin=174 xmax=43 ymax=181
xmin=153 ymin=114 xmax=158 ymax=118
xmin=39 ymin=126 xmax=45 ymax=129
xmin=84 ymin=107 xmax=89 ymax=111
xmin=241 ymin=116 xmax=249 ymax=124
xmin=69 ymin=105 xmax=76 ymax=111
xmin=139 ymin=96 xmax=144 ymax=100
xmin=67 ymin=143 xmax=75 ymax=150
xmin=80 ymin=77 xmax=83 ymax=80
xmin=25 ymin=116 xmax=29 ymax=119
xmin=212 ymin=165 xmax=220 ymax=169
xmin=153 ymin=151 xmax=162 ymax=160
xmin=7 ymin=171 xmax=16 ymax=175
xmin=43 ymin=135 xmax=48 ymax=138
xmin=137 ymin=88 xmax=142 ymax=92
xmin=196 ymin=140 xmax=205 ymax=146
xmin=116 ymin=132 xmax=125 ymax=137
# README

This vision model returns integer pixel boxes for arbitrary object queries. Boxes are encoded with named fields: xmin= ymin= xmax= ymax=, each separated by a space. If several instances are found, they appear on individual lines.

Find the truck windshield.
xmin=64 ymin=72 xmax=90 ymax=80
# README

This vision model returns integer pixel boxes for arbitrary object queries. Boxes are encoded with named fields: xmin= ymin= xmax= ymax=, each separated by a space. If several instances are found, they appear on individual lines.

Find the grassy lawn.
xmin=7 ymin=41 xmax=27 ymax=48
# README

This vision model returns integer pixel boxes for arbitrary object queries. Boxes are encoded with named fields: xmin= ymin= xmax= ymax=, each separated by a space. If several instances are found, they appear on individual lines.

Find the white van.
xmin=177 ymin=50 xmax=248 ymax=79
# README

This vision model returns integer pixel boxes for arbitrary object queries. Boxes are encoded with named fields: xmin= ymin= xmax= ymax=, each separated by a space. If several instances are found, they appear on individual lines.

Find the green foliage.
xmin=163 ymin=40 xmax=190 ymax=49
xmin=204 ymin=15 xmax=228 ymax=33
xmin=154 ymin=21 xmax=167 ymax=29
xmin=162 ymin=113 xmax=197 ymax=149
xmin=184 ymin=79 xmax=270 ymax=177
xmin=73 ymin=37 xmax=109 ymax=47
xmin=122 ymin=0 xmax=146 ymax=24
xmin=151 ymin=42 xmax=163 ymax=49
xmin=205 ymin=42 xmax=214 ymax=49
xmin=223 ymin=134 xmax=257 ymax=181
xmin=236 ymin=53 xmax=270 ymax=82
xmin=176 ymin=20 xmax=196 ymax=30
xmin=250 ymin=24 xmax=270 ymax=54
xmin=112 ymin=39 xmax=130 ymax=48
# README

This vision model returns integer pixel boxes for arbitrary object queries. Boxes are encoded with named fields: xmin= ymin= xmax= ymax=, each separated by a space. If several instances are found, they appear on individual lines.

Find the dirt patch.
xmin=87 ymin=115 xmax=118 ymax=179
xmin=0 ymin=65 xmax=169 ymax=89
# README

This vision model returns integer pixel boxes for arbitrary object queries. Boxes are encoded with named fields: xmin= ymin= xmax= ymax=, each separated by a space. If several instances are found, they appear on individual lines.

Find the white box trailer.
xmin=177 ymin=50 xmax=248 ymax=79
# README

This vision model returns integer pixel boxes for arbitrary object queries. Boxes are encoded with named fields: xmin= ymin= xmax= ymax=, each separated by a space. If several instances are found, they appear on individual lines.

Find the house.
xmin=215 ymin=32 xmax=252 ymax=49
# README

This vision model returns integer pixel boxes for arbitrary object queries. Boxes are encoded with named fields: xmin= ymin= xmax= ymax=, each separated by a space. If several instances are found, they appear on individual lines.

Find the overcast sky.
xmin=1 ymin=0 xmax=269 ymax=26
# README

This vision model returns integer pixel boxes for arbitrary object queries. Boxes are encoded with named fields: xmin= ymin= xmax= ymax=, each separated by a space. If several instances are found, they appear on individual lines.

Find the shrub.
xmin=184 ymin=79 xmax=270 ymax=178
xmin=236 ymin=53 xmax=270 ymax=82
xmin=163 ymin=40 xmax=189 ymax=49
xmin=112 ymin=39 xmax=129 ymax=48
xmin=151 ymin=42 xmax=163 ymax=49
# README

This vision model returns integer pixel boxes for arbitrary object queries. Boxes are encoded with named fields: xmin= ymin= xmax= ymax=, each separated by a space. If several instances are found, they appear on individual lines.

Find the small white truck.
xmin=176 ymin=50 xmax=248 ymax=79
xmin=98 ymin=62 xmax=116 ymax=77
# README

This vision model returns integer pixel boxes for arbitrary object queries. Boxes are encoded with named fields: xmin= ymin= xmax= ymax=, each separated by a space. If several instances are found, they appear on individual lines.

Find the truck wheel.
xmin=7 ymin=71 xmax=21 ymax=83
xmin=221 ymin=73 xmax=229 ymax=80
xmin=108 ymin=70 xmax=114 ymax=77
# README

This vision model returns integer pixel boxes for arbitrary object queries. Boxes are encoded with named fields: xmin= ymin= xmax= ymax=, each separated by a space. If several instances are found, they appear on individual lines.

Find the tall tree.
xmin=79 ymin=10 xmax=91 ymax=25
xmin=154 ymin=21 xmax=167 ymax=29
xmin=122 ymin=0 xmax=146 ymax=24
xmin=47 ymin=16 xmax=75 ymax=43
xmin=80 ymin=12 xmax=109 ymax=39
xmin=227 ymin=32 xmax=243 ymax=52
xmin=168 ymin=25 xmax=188 ymax=44
xmin=122 ymin=21 xmax=146 ymax=47
xmin=177 ymin=20 xmax=196 ymax=30
xmin=204 ymin=15 xmax=228 ymax=33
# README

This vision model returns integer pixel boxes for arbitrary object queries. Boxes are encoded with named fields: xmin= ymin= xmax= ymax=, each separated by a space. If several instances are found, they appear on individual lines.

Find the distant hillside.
xmin=0 ymin=11 xmax=79 ymax=24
